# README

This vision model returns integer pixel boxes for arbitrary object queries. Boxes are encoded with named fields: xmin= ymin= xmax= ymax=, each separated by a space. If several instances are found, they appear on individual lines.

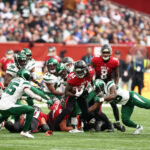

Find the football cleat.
xmin=134 ymin=125 xmax=143 ymax=135
xmin=45 ymin=130 xmax=53 ymax=136
xmin=113 ymin=122 xmax=126 ymax=132
xmin=20 ymin=131 xmax=34 ymax=138
xmin=69 ymin=129 xmax=84 ymax=133
xmin=107 ymin=122 xmax=114 ymax=132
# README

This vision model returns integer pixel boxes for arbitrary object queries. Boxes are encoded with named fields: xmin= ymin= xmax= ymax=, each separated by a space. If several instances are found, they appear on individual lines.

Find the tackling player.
xmin=0 ymin=69 xmax=51 ymax=138
xmin=91 ymin=44 xmax=125 ymax=131
xmin=43 ymin=58 xmax=64 ymax=102
xmin=88 ymin=79 xmax=150 ymax=134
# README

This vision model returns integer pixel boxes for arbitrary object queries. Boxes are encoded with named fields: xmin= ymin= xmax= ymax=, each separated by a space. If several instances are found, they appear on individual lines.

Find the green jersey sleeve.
xmin=43 ymin=73 xmax=57 ymax=84
xmin=106 ymin=81 xmax=115 ymax=93
xmin=88 ymin=91 xmax=97 ymax=103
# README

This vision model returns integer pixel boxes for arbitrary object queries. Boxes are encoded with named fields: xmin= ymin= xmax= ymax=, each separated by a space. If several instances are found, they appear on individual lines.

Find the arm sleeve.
xmin=30 ymin=86 xmax=50 ymax=101
xmin=24 ymin=88 xmax=42 ymax=101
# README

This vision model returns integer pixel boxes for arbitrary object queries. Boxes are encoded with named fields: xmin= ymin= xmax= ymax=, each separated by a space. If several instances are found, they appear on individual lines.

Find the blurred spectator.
xmin=82 ymin=47 xmax=93 ymax=65
xmin=0 ymin=0 xmax=149 ymax=45
xmin=0 ymin=49 xmax=14 ymax=83
xmin=131 ymin=50 xmax=150 ymax=94
xmin=0 ymin=29 xmax=7 ymax=42
xmin=114 ymin=50 xmax=125 ymax=85
xmin=119 ymin=54 xmax=133 ymax=91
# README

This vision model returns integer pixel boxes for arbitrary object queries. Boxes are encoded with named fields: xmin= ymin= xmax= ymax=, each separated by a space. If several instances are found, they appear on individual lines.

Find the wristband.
xmin=99 ymin=97 xmax=104 ymax=102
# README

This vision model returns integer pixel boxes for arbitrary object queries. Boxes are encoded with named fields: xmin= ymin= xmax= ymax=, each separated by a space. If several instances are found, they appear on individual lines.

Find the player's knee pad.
xmin=41 ymin=124 xmax=50 ymax=132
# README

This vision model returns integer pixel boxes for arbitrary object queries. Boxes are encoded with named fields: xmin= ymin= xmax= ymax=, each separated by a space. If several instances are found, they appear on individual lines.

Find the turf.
xmin=0 ymin=106 xmax=150 ymax=150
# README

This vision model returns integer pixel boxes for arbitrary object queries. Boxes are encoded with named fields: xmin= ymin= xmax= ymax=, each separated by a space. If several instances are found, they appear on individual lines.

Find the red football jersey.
xmin=91 ymin=56 xmax=119 ymax=81
xmin=67 ymin=67 xmax=95 ymax=89
xmin=50 ymin=101 xmax=68 ymax=121
xmin=0 ymin=57 xmax=14 ymax=72
xmin=45 ymin=55 xmax=61 ymax=62
xmin=33 ymin=111 xmax=47 ymax=128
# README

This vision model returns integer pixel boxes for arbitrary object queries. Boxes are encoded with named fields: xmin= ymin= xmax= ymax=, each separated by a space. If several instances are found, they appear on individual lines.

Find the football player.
xmin=43 ymin=58 xmax=64 ymax=102
xmin=42 ymin=46 xmax=61 ymax=73
xmin=48 ymin=60 xmax=95 ymax=135
xmin=91 ymin=44 xmax=125 ymax=132
xmin=4 ymin=52 xmax=27 ymax=87
xmin=0 ymin=69 xmax=51 ymax=138
xmin=46 ymin=100 xmax=73 ymax=136
xmin=61 ymin=57 xmax=74 ymax=73
xmin=88 ymin=79 xmax=150 ymax=134
xmin=56 ymin=63 xmax=83 ymax=133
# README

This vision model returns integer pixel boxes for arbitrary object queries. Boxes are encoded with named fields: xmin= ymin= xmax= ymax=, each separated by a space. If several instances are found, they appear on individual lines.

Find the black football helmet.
xmin=74 ymin=60 xmax=87 ymax=78
xmin=101 ymin=44 xmax=112 ymax=61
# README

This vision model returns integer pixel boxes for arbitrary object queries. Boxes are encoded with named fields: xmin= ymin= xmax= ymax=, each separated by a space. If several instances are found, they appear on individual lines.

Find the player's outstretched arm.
xmin=46 ymin=82 xmax=64 ymax=96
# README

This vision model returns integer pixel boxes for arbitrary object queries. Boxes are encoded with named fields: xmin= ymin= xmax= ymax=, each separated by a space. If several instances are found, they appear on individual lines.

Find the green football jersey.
xmin=0 ymin=77 xmax=31 ymax=110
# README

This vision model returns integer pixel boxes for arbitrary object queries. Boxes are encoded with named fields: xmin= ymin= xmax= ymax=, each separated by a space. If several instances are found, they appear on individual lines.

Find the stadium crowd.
xmin=0 ymin=0 xmax=149 ymax=45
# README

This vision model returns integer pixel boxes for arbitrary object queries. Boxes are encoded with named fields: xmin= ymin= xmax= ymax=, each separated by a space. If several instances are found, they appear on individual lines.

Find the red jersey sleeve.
xmin=112 ymin=57 xmax=119 ymax=67
xmin=67 ymin=72 xmax=76 ymax=85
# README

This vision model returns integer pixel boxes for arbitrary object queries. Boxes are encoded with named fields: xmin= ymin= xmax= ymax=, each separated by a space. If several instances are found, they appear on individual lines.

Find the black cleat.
xmin=113 ymin=122 xmax=126 ymax=132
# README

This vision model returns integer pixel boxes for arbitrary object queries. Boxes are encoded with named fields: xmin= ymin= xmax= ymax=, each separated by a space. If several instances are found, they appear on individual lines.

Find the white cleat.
xmin=134 ymin=125 xmax=143 ymax=135
xmin=69 ymin=129 xmax=84 ymax=133
xmin=20 ymin=131 xmax=34 ymax=138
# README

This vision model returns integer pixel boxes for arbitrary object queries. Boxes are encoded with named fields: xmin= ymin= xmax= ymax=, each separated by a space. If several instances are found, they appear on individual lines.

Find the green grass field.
xmin=0 ymin=106 xmax=150 ymax=150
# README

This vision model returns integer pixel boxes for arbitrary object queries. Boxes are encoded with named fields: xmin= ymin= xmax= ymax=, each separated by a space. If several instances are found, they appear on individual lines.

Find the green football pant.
xmin=121 ymin=91 xmax=150 ymax=128
xmin=0 ymin=105 xmax=34 ymax=131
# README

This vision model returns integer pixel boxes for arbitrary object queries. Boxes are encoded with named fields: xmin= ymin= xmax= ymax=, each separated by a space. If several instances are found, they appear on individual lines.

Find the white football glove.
xmin=75 ymin=88 xmax=84 ymax=97
xmin=99 ymin=97 xmax=104 ymax=103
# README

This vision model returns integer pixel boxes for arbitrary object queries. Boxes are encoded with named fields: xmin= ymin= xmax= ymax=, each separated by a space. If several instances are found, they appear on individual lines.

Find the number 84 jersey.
xmin=91 ymin=56 xmax=119 ymax=82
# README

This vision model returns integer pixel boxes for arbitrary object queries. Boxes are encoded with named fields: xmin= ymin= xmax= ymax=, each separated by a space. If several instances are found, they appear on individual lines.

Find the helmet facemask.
xmin=75 ymin=68 xmax=87 ymax=78
xmin=101 ymin=44 xmax=112 ymax=61
xmin=47 ymin=64 xmax=57 ymax=73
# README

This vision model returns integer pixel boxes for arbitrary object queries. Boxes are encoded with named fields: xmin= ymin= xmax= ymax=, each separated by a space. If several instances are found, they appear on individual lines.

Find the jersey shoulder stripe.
xmin=107 ymin=81 xmax=115 ymax=92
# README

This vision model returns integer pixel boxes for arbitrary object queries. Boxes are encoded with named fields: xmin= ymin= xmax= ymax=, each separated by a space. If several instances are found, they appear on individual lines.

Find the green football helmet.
xmin=47 ymin=58 xmax=58 ymax=73
xmin=17 ymin=69 xmax=31 ymax=81
xmin=21 ymin=48 xmax=32 ymax=61
xmin=94 ymin=79 xmax=105 ymax=96
xmin=56 ymin=63 xmax=68 ymax=79
xmin=14 ymin=52 xmax=27 ymax=69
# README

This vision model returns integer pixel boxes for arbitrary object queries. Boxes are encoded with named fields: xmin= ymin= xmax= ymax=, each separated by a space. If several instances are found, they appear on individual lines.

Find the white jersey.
xmin=43 ymin=72 xmax=61 ymax=93
xmin=0 ymin=77 xmax=31 ymax=110
xmin=25 ymin=59 xmax=36 ymax=71
xmin=6 ymin=63 xmax=19 ymax=77
xmin=105 ymin=81 xmax=130 ymax=105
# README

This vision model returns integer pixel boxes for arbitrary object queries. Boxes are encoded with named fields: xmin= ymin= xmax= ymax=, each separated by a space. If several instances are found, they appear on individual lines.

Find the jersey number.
xmin=113 ymin=95 xmax=122 ymax=103
xmin=5 ymin=82 xmax=19 ymax=95
xmin=101 ymin=68 xmax=108 ymax=79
